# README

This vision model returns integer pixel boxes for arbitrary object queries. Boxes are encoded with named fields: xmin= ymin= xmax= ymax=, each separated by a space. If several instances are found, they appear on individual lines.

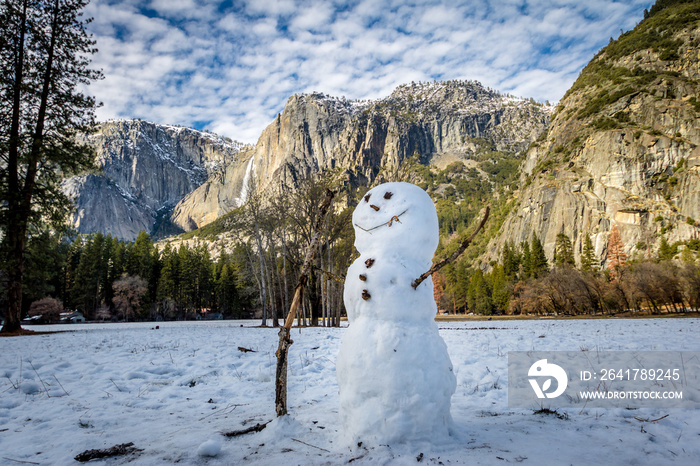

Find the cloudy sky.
xmin=85 ymin=0 xmax=652 ymax=142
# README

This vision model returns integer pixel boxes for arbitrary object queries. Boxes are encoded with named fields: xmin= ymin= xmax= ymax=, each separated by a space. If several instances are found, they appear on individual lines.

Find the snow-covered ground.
xmin=1 ymin=318 xmax=698 ymax=465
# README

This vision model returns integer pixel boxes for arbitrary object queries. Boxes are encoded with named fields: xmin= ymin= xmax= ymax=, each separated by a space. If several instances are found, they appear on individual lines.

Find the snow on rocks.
xmin=337 ymin=182 xmax=456 ymax=447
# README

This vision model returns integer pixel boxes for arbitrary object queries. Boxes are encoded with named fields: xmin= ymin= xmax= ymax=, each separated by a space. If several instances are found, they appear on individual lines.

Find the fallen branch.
xmin=74 ymin=442 xmax=142 ymax=462
xmin=348 ymin=451 xmax=368 ymax=463
xmin=222 ymin=421 xmax=271 ymax=437
xmin=412 ymin=206 xmax=490 ymax=289
xmin=237 ymin=346 xmax=256 ymax=353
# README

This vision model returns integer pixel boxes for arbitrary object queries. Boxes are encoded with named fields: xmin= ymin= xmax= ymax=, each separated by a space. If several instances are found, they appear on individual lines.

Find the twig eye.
xmin=384 ymin=192 xmax=393 ymax=199
xmin=364 ymin=194 xmax=371 ymax=202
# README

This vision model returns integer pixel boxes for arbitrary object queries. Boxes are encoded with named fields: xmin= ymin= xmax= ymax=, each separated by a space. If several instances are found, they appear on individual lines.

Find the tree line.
xmin=434 ymin=226 xmax=700 ymax=316
xmin=4 ymin=175 xmax=356 ymax=326
xmin=6 ymin=229 xmax=251 ymax=322
xmin=7 ymin=184 xmax=700 ymax=323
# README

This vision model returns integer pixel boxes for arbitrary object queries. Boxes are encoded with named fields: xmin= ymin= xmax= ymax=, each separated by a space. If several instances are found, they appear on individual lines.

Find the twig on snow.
xmin=348 ymin=451 xmax=368 ymax=463
xmin=634 ymin=414 xmax=669 ymax=423
xmin=109 ymin=378 xmax=124 ymax=392
xmin=222 ymin=420 xmax=271 ymax=437
xmin=2 ymin=457 xmax=40 ymax=465
xmin=29 ymin=361 xmax=49 ymax=398
xmin=291 ymin=438 xmax=330 ymax=452
xmin=53 ymin=375 xmax=69 ymax=396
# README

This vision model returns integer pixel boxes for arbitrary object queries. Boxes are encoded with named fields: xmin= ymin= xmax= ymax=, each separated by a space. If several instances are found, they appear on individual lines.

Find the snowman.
xmin=336 ymin=182 xmax=456 ymax=447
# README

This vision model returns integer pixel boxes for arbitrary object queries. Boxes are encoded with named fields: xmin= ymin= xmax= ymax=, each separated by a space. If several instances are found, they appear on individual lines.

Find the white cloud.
xmin=85 ymin=0 xmax=652 ymax=143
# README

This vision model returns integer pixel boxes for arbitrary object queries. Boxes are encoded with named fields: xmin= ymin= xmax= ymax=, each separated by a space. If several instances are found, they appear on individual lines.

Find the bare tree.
xmin=28 ymin=296 xmax=63 ymax=323
xmin=606 ymin=224 xmax=627 ymax=280
xmin=681 ymin=262 xmax=700 ymax=311
xmin=275 ymin=189 xmax=336 ymax=417
xmin=112 ymin=275 xmax=147 ymax=322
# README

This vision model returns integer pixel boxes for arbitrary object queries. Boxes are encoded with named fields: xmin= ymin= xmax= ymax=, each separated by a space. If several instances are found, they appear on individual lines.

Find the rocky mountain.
xmin=487 ymin=0 xmax=700 ymax=266
xmin=171 ymin=80 xmax=551 ymax=231
xmin=61 ymin=120 xmax=248 ymax=240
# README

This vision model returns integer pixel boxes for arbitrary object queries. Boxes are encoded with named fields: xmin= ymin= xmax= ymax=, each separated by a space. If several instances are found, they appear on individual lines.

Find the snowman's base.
xmin=337 ymin=319 xmax=456 ymax=447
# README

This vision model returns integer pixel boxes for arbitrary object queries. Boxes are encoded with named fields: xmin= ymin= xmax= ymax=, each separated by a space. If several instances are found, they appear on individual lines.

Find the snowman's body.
xmin=336 ymin=182 xmax=456 ymax=446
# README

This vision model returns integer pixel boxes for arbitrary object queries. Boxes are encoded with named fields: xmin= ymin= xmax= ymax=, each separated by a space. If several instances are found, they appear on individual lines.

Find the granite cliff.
xmin=61 ymin=120 xmax=248 ymax=240
xmin=488 ymin=0 xmax=700 ymax=266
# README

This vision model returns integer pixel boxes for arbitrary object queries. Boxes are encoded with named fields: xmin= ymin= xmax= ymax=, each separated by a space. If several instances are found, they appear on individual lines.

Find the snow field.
xmin=0 ymin=318 xmax=698 ymax=465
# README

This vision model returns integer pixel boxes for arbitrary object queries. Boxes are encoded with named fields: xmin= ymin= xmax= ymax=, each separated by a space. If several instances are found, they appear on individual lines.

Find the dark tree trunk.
xmin=3 ymin=1 xmax=59 ymax=334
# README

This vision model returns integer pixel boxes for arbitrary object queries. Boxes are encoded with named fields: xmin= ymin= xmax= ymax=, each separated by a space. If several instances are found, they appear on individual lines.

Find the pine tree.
xmin=658 ymin=236 xmax=677 ymax=261
xmin=554 ymin=233 xmax=575 ymax=267
xmin=216 ymin=260 xmax=241 ymax=318
xmin=489 ymin=264 xmax=509 ymax=313
xmin=467 ymin=269 xmax=493 ymax=315
xmin=194 ymin=244 xmax=214 ymax=314
xmin=127 ymin=230 xmax=158 ymax=311
xmin=580 ymin=233 xmax=597 ymax=272
xmin=102 ymin=234 xmax=121 ymax=307
xmin=530 ymin=236 xmax=549 ymax=278
xmin=1 ymin=0 xmax=101 ymax=332
xmin=22 ymin=230 xmax=68 ymax=304
xmin=157 ymin=243 xmax=179 ymax=302
xmin=502 ymin=240 xmax=520 ymax=279
xmin=177 ymin=244 xmax=194 ymax=316
xmin=71 ymin=233 xmax=114 ymax=317
xmin=520 ymin=241 xmax=532 ymax=279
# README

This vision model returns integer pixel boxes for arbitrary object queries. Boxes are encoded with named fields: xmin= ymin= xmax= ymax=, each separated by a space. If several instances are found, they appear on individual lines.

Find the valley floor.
xmin=1 ymin=319 xmax=699 ymax=465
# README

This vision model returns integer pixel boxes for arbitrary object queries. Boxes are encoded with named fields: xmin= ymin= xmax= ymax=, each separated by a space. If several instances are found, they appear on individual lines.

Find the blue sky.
xmin=85 ymin=0 xmax=652 ymax=142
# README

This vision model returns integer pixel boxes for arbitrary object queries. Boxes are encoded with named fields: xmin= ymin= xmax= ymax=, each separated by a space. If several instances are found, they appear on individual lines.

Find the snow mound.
xmin=196 ymin=439 xmax=221 ymax=457
xmin=20 ymin=381 xmax=42 ymax=395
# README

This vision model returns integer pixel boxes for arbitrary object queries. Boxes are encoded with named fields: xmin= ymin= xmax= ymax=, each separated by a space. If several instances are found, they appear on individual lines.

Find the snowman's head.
xmin=352 ymin=182 xmax=439 ymax=262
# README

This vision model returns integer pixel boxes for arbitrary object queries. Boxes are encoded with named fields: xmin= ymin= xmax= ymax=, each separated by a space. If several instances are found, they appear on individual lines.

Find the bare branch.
xmin=411 ymin=206 xmax=490 ymax=290
xmin=276 ymin=188 xmax=336 ymax=417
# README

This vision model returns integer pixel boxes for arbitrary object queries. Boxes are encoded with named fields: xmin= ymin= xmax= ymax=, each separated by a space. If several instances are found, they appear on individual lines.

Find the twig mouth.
xmin=354 ymin=209 xmax=408 ymax=233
